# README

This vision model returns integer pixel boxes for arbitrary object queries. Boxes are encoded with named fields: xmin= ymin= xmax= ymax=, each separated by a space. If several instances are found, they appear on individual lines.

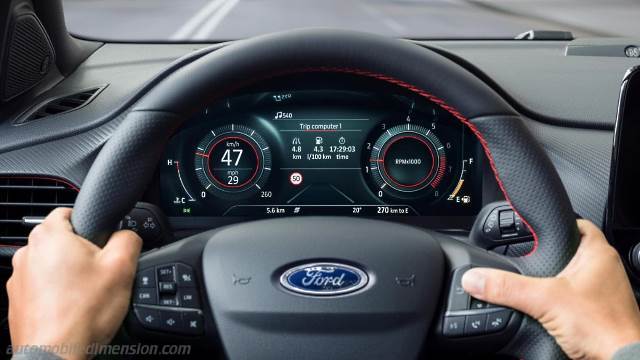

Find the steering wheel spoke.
xmin=433 ymin=233 xmax=524 ymax=353
xmin=128 ymin=218 xmax=445 ymax=358
xmin=124 ymin=218 xmax=529 ymax=358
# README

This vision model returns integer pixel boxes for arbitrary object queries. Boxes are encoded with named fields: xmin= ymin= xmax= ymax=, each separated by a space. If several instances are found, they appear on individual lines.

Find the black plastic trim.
xmin=420 ymin=43 xmax=615 ymax=131
xmin=605 ymin=65 xmax=640 ymax=236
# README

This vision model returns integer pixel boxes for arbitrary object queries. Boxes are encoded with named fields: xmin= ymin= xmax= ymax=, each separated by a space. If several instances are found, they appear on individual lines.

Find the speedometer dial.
xmin=194 ymin=124 xmax=271 ymax=199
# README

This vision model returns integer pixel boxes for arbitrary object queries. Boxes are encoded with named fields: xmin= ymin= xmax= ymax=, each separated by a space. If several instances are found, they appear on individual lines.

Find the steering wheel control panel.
xmin=117 ymin=202 xmax=171 ymax=248
xmin=440 ymin=266 xmax=521 ymax=339
xmin=470 ymin=201 xmax=534 ymax=252
xmin=132 ymin=263 xmax=204 ymax=336
xmin=160 ymin=75 xmax=481 ymax=219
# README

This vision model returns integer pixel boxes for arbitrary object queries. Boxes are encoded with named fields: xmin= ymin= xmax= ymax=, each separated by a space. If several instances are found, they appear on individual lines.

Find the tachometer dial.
xmin=194 ymin=124 xmax=271 ymax=199
xmin=367 ymin=123 xmax=447 ymax=199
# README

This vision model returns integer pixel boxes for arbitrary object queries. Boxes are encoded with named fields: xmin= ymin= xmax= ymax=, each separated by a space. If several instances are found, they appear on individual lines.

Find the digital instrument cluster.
xmin=160 ymin=75 xmax=481 ymax=218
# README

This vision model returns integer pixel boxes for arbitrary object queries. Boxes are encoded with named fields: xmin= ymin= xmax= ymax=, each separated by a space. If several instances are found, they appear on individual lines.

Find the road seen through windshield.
xmin=62 ymin=0 xmax=638 ymax=41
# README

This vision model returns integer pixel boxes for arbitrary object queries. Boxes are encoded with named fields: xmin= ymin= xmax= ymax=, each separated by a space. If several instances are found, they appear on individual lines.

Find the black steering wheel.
xmin=70 ymin=29 xmax=579 ymax=359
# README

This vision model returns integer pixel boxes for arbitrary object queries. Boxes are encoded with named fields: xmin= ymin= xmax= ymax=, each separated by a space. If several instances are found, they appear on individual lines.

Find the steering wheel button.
xmin=122 ymin=208 xmax=162 ymax=242
xmin=442 ymin=316 xmax=465 ymax=337
xmin=159 ymin=295 xmax=179 ymax=307
xmin=470 ymin=298 xmax=487 ymax=309
xmin=499 ymin=210 xmax=517 ymax=236
xmin=133 ymin=289 xmax=158 ymax=305
xmin=134 ymin=306 xmax=162 ymax=331
xmin=179 ymin=288 xmax=200 ymax=308
xmin=181 ymin=311 xmax=204 ymax=335
xmin=159 ymin=281 xmax=177 ymax=294
xmin=482 ymin=208 xmax=503 ymax=240
xmin=464 ymin=314 xmax=487 ymax=336
xmin=136 ymin=268 xmax=156 ymax=288
xmin=157 ymin=265 xmax=176 ymax=282
xmin=176 ymin=264 xmax=196 ymax=287
xmin=159 ymin=310 xmax=184 ymax=333
xmin=447 ymin=266 xmax=470 ymax=311
xmin=498 ymin=210 xmax=514 ymax=227
xmin=486 ymin=310 xmax=512 ymax=333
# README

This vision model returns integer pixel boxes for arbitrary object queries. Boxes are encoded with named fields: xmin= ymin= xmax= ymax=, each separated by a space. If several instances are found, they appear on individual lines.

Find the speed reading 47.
xmin=194 ymin=124 xmax=272 ymax=200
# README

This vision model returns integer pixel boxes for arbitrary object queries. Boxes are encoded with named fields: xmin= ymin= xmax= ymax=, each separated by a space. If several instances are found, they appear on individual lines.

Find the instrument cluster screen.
xmin=160 ymin=76 xmax=482 ymax=218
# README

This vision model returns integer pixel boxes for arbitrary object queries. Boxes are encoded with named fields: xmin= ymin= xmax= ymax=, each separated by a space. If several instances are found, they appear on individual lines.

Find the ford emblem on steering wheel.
xmin=279 ymin=262 xmax=369 ymax=296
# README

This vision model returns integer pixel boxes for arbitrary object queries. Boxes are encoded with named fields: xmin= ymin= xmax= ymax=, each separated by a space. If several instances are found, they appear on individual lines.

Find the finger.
xmin=42 ymin=207 xmax=74 ymax=232
xmin=100 ymin=230 xmax=142 ymax=275
xmin=11 ymin=246 xmax=26 ymax=269
xmin=576 ymin=219 xmax=606 ymax=245
xmin=7 ymin=247 xmax=26 ymax=295
xmin=462 ymin=268 xmax=551 ymax=320
xmin=572 ymin=219 xmax=611 ymax=261
xmin=5 ymin=276 xmax=13 ymax=294
xmin=27 ymin=223 xmax=48 ymax=247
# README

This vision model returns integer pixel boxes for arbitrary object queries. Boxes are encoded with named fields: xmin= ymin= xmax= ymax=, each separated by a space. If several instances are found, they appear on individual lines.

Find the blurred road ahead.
xmin=61 ymin=0 xmax=640 ymax=41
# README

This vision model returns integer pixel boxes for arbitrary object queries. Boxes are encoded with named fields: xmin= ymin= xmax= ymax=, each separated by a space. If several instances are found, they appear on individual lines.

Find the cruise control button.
xmin=159 ymin=295 xmax=179 ymax=307
xmin=443 ymin=316 xmax=465 ymax=337
xmin=179 ymin=288 xmax=200 ymax=308
xmin=159 ymin=282 xmax=177 ymax=294
xmin=136 ymin=268 xmax=156 ymax=288
xmin=181 ymin=311 xmax=204 ymax=335
xmin=133 ymin=289 xmax=157 ymax=305
xmin=464 ymin=314 xmax=487 ymax=336
xmin=486 ymin=310 xmax=512 ymax=333
xmin=176 ymin=264 xmax=196 ymax=287
xmin=158 ymin=265 xmax=176 ymax=282
xmin=160 ymin=310 xmax=183 ymax=333
xmin=134 ymin=306 xmax=161 ymax=331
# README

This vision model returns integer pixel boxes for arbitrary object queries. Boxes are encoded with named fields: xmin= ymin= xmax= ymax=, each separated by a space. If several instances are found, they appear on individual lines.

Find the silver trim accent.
xmin=134 ymin=304 xmax=202 ymax=314
xmin=279 ymin=262 xmax=369 ymax=296
xmin=445 ymin=307 xmax=508 ymax=317
xmin=22 ymin=216 xmax=45 ymax=225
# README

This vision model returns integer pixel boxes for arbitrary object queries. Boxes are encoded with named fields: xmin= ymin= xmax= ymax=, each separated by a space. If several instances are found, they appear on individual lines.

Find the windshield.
xmin=62 ymin=0 xmax=634 ymax=41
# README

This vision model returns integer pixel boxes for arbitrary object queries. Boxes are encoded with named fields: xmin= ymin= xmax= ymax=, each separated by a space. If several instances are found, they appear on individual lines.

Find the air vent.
xmin=0 ymin=177 xmax=78 ymax=246
xmin=15 ymin=85 xmax=106 ymax=124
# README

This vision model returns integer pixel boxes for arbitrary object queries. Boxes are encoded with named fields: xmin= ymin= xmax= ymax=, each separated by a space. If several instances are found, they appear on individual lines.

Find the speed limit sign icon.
xmin=289 ymin=172 xmax=303 ymax=186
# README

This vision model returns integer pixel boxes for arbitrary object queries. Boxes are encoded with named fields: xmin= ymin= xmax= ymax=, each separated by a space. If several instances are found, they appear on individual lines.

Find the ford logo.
xmin=279 ymin=262 xmax=369 ymax=296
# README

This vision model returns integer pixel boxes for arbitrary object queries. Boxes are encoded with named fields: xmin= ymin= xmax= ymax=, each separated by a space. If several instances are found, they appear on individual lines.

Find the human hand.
xmin=7 ymin=208 xmax=142 ymax=359
xmin=462 ymin=219 xmax=640 ymax=360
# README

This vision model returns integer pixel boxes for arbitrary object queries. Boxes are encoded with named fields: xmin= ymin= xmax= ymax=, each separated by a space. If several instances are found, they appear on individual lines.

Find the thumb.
xmin=461 ymin=268 xmax=551 ymax=320
xmin=100 ymin=230 xmax=143 ymax=276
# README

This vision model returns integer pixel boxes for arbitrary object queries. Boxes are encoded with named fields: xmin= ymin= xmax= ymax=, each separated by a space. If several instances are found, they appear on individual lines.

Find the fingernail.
xmin=461 ymin=269 xmax=486 ymax=297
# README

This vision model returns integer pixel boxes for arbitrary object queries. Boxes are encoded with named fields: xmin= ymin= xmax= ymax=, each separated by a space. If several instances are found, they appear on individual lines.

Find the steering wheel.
xmin=70 ymin=29 xmax=579 ymax=359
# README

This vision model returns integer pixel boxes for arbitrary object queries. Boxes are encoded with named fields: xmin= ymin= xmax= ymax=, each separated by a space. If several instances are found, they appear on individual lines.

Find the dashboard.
xmin=0 ymin=38 xmax=628 ymax=242
xmin=160 ymin=75 xmax=482 ymax=219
